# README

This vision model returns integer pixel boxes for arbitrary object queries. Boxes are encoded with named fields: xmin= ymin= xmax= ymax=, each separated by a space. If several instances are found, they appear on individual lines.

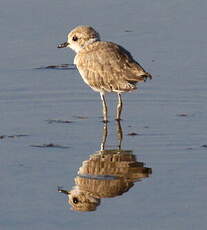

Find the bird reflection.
xmin=59 ymin=121 xmax=152 ymax=212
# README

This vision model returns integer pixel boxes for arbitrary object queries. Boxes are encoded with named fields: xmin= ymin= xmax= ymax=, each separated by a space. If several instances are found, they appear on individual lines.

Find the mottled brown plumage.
xmin=75 ymin=41 xmax=151 ymax=93
xmin=58 ymin=25 xmax=152 ymax=121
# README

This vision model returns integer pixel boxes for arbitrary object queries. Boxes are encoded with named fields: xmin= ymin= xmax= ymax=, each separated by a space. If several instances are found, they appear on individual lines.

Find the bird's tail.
xmin=145 ymin=72 xmax=152 ymax=80
xmin=140 ymin=72 xmax=152 ymax=82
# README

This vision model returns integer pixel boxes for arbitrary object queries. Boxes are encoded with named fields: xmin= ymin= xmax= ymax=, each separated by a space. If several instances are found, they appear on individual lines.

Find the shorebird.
xmin=58 ymin=25 xmax=152 ymax=122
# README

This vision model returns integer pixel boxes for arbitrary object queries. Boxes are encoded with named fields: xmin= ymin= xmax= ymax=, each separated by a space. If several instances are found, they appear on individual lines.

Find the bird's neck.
xmin=75 ymin=38 xmax=100 ymax=54
xmin=77 ymin=38 xmax=100 ymax=53
xmin=84 ymin=37 xmax=100 ymax=47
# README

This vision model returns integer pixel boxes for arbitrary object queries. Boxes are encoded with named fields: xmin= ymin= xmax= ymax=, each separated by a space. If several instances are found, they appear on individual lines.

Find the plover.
xmin=58 ymin=25 xmax=152 ymax=122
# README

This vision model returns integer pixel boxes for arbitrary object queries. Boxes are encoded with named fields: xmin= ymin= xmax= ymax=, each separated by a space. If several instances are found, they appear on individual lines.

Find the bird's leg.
xmin=100 ymin=92 xmax=108 ymax=123
xmin=116 ymin=93 xmax=123 ymax=121
xmin=116 ymin=119 xmax=123 ymax=149
xmin=100 ymin=122 xmax=108 ymax=151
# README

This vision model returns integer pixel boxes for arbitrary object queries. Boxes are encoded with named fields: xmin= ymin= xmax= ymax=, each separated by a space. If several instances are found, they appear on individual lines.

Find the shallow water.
xmin=1 ymin=0 xmax=207 ymax=229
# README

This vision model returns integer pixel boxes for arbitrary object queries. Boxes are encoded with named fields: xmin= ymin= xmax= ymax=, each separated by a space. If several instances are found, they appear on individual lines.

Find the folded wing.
xmin=75 ymin=41 xmax=152 ymax=92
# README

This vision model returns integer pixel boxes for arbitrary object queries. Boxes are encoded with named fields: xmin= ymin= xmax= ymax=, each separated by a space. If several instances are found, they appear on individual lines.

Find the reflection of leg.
xmin=116 ymin=93 xmax=123 ymax=121
xmin=116 ymin=120 xmax=123 ymax=149
xmin=100 ymin=92 xmax=108 ymax=122
xmin=100 ymin=122 xmax=108 ymax=151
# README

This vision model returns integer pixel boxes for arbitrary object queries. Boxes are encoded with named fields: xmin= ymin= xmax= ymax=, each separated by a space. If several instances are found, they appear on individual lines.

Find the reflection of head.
xmin=68 ymin=186 xmax=100 ymax=212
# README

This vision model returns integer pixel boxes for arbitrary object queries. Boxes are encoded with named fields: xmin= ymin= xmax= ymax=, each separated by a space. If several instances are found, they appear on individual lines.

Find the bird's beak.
xmin=57 ymin=42 xmax=69 ymax=48
xmin=58 ymin=188 xmax=70 ymax=195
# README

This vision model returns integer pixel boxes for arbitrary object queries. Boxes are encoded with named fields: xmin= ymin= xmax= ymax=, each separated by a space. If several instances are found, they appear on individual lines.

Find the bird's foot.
xmin=115 ymin=118 xmax=122 ymax=122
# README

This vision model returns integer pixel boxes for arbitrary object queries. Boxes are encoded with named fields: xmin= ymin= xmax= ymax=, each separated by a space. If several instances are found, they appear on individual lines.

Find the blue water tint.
xmin=1 ymin=0 xmax=207 ymax=229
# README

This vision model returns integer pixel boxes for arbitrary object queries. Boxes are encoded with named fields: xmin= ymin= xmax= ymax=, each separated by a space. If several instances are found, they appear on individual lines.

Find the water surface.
xmin=1 ymin=0 xmax=207 ymax=229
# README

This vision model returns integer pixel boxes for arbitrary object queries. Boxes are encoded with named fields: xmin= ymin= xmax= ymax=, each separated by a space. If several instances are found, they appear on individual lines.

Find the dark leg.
xmin=116 ymin=120 xmax=123 ymax=149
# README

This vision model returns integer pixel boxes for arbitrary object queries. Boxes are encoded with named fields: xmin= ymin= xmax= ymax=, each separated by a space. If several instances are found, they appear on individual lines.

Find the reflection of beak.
xmin=57 ymin=42 xmax=69 ymax=48
xmin=58 ymin=187 xmax=70 ymax=195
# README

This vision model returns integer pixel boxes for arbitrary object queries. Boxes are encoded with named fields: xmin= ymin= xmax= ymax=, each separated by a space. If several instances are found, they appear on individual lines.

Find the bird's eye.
xmin=72 ymin=36 xmax=78 ymax=41
xmin=72 ymin=197 xmax=79 ymax=204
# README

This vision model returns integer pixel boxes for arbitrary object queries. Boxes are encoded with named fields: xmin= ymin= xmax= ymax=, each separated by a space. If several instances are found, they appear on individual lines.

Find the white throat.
xmin=85 ymin=37 xmax=99 ymax=46
xmin=71 ymin=37 xmax=100 ymax=53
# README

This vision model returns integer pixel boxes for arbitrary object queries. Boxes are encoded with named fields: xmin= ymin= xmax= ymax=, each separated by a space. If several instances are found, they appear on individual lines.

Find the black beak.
xmin=57 ymin=42 xmax=69 ymax=48
xmin=58 ymin=187 xmax=70 ymax=195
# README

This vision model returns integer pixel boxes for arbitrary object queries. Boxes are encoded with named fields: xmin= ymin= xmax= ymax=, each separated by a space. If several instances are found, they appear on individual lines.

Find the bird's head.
xmin=57 ymin=25 xmax=100 ymax=53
